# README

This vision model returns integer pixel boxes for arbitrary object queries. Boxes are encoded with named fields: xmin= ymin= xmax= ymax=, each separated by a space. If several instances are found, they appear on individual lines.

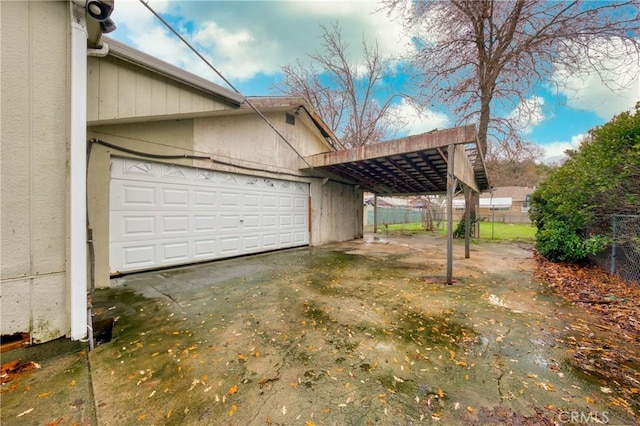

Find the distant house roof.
xmin=481 ymin=186 xmax=534 ymax=202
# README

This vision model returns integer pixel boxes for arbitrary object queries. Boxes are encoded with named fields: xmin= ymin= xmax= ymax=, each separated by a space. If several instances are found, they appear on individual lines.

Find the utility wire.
xmin=138 ymin=0 xmax=312 ymax=168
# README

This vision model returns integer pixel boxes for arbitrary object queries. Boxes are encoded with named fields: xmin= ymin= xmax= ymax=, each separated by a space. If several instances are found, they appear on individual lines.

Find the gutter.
xmin=69 ymin=2 xmax=88 ymax=340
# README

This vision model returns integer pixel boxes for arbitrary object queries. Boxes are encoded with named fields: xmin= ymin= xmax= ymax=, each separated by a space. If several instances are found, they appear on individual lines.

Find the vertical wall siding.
xmin=87 ymin=56 xmax=229 ymax=123
xmin=0 ymin=1 xmax=69 ymax=342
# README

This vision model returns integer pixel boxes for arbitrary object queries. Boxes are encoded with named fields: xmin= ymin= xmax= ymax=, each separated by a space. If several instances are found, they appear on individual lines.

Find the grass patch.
xmin=381 ymin=221 xmax=536 ymax=242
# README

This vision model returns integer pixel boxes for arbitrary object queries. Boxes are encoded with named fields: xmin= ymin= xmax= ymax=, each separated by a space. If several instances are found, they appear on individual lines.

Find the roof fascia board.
xmin=302 ymin=125 xmax=476 ymax=167
xmin=102 ymin=37 xmax=245 ymax=106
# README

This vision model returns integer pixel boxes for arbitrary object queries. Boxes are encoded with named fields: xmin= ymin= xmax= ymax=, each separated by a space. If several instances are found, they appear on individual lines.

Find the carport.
xmin=301 ymin=125 xmax=490 ymax=283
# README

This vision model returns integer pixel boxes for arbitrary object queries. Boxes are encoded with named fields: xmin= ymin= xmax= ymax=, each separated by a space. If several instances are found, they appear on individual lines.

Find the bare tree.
xmin=382 ymin=0 xmax=640 ymax=158
xmin=275 ymin=22 xmax=407 ymax=148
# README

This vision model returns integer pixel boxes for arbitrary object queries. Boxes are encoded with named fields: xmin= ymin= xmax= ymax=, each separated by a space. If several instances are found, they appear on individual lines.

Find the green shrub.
xmin=530 ymin=103 xmax=640 ymax=263
xmin=535 ymin=221 xmax=588 ymax=262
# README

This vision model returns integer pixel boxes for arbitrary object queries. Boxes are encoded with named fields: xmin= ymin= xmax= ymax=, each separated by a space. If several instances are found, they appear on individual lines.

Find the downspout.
xmin=70 ymin=2 xmax=88 ymax=340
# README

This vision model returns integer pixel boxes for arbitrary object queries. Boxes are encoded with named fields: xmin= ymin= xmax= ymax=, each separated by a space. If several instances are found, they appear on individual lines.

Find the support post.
xmin=446 ymin=144 xmax=455 ymax=284
xmin=373 ymin=194 xmax=378 ymax=234
xmin=611 ymin=215 xmax=617 ymax=275
xmin=464 ymin=185 xmax=471 ymax=259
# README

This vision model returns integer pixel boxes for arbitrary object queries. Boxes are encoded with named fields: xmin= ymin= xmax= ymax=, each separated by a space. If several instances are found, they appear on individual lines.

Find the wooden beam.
xmin=452 ymin=144 xmax=480 ymax=193
xmin=302 ymin=125 xmax=476 ymax=168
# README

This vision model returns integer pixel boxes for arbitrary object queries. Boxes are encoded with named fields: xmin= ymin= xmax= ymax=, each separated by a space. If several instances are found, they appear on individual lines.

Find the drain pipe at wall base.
xmin=70 ymin=2 xmax=88 ymax=341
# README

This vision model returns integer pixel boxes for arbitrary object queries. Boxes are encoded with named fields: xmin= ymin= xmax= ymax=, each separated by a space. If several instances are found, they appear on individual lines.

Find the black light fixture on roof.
xmin=86 ymin=0 xmax=114 ymax=22
xmin=100 ymin=18 xmax=117 ymax=34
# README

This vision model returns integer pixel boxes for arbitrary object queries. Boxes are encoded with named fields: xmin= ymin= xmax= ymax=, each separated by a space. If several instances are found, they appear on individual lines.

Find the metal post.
xmin=446 ymin=144 xmax=455 ymax=284
xmin=611 ymin=215 xmax=617 ymax=275
xmin=373 ymin=194 xmax=378 ymax=234
xmin=492 ymin=209 xmax=495 ymax=240
xmin=464 ymin=185 xmax=471 ymax=259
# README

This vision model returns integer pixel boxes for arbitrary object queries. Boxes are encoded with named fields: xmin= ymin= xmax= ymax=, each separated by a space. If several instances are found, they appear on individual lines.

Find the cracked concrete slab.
xmin=1 ymin=233 xmax=636 ymax=425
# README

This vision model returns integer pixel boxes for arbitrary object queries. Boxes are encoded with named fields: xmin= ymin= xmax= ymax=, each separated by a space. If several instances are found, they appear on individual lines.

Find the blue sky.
xmin=109 ymin=0 xmax=639 ymax=163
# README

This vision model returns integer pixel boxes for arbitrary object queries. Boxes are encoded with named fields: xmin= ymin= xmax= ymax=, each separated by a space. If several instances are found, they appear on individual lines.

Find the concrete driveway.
xmin=1 ymin=234 xmax=636 ymax=425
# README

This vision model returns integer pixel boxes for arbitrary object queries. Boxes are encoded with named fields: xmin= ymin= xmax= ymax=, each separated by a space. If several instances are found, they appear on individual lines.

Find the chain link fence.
xmin=589 ymin=215 xmax=640 ymax=284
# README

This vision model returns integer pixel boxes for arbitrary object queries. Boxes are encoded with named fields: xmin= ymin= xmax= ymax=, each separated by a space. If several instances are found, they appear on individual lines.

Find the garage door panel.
xmin=110 ymin=213 xmax=156 ymax=242
xmin=263 ymin=196 xmax=277 ymax=208
xmin=194 ymin=190 xmax=216 ymax=208
xmin=112 ymin=244 xmax=156 ymax=272
xmin=194 ymin=239 xmax=216 ymax=257
xmin=294 ymin=197 xmax=306 ymax=208
xmin=243 ymin=215 xmax=259 ymax=228
xmin=244 ymin=194 xmax=260 ymax=208
xmin=110 ymin=157 xmax=309 ymax=273
xmin=263 ymin=215 xmax=277 ymax=228
xmin=279 ymin=232 xmax=292 ymax=245
xmin=279 ymin=196 xmax=292 ymax=208
xmin=161 ymin=216 xmax=189 ymax=234
xmin=161 ymin=241 xmax=190 ymax=262
xmin=220 ymin=237 xmax=241 ymax=255
xmin=220 ymin=192 xmax=239 ymax=207
xmin=112 ymin=183 xmax=156 ymax=208
xmin=194 ymin=215 xmax=216 ymax=232
xmin=280 ymin=215 xmax=292 ymax=226
xmin=220 ymin=215 xmax=240 ymax=230
xmin=242 ymin=235 xmax=261 ymax=251
xmin=263 ymin=234 xmax=277 ymax=247
xmin=161 ymin=188 xmax=189 ymax=207
xmin=293 ymin=231 xmax=307 ymax=244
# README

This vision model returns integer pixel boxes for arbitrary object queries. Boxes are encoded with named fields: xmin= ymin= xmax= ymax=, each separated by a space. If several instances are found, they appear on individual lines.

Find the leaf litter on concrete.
xmin=535 ymin=254 xmax=640 ymax=418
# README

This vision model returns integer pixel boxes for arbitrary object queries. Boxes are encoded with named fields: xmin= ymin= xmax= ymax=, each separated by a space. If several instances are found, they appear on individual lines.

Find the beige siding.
xmin=193 ymin=112 xmax=324 ymax=172
xmin=87 ymin=55 xmax=231 ymax=123
xmin=1 ymin=1 xmax=69 ymax=342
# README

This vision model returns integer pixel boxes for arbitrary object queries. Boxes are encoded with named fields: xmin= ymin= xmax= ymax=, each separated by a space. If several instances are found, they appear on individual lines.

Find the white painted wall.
xmin=1 ymin=1 xmax=70 ymax=343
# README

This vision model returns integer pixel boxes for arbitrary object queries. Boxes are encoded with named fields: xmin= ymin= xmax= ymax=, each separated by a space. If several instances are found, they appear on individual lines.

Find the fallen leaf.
xmin=16 ymin=408 xmax=34 ymax=417
xmin=229 ymin=384 xmax=238 ymax=395
xmin=228 ymin=404 xmax=237 ymax=417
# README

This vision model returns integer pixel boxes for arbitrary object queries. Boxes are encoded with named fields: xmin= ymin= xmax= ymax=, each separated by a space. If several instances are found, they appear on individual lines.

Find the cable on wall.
xmin=89 ymin=138 xmax=310 ymax=180
xmin=138 ymin=0 xmax=312 ymax=169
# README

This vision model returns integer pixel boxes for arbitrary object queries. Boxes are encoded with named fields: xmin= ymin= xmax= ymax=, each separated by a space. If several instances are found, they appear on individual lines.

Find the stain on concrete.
xmin=1 ymin=235 xmax=637 ymax=425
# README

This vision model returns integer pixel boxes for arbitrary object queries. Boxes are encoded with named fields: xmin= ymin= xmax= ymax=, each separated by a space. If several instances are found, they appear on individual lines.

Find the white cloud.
xmin=539 ymin=133 xmax=586 ymax=164
xmin=552 ymin=38 xmax=640 ymax=120
xmin=389 ymin=99 xmax=450 ymax=136
xmin=507 ymin=96 xmax=546 ymax=134
xmin=109 ymin=0 xmax=410 ymax=87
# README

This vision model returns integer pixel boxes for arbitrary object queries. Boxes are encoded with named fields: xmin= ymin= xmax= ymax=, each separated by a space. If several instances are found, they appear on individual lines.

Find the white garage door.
xmin=109 ymin=157 xmax=309 ymax=274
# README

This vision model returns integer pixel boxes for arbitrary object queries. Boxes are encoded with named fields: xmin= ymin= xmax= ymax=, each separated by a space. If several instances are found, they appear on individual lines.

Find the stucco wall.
xmin=1 ymin=1 xmax=70 ymax=342
xmin=310 ymin=181 xmax=364 ymax=245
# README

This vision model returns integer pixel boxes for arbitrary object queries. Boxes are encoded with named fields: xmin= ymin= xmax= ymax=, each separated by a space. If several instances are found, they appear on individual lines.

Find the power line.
xmin=138 ymin=0 xmax=312 ymax=168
